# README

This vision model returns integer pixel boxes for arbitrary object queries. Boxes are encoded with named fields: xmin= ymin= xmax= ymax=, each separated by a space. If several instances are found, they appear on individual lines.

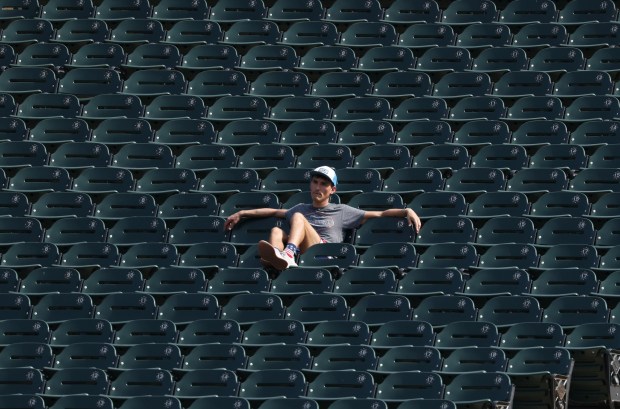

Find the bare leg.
xmin=268 ymin=227 xmax=287 ymax=251
xmin=286 ymin=212 xmax=323 ymax=253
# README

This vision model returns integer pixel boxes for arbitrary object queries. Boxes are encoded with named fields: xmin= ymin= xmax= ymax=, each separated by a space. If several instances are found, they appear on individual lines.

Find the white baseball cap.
xmin=310 ymin=166 xmax=338 ymax=186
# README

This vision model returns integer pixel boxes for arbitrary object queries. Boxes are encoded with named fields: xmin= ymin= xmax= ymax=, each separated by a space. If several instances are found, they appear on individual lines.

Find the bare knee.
xmin=269 ymin=226 xmax=287 ymax=249
xmin=290 ymin=212 xmax=308 ymax=225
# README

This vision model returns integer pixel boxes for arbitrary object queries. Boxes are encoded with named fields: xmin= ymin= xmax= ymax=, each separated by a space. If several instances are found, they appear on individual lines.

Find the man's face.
xmin=310 ymin=176 xmax=335 ymax=202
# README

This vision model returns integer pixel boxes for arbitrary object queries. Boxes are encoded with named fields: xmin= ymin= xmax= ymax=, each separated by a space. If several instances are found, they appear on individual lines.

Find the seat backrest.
xmin=82 ymin=267 xmax=145 ymax=295
xmin=370 ymin=320 xmax=435 ymax=348
xmin=376 ymin=371 xmax=443 ymax=401
xmin=20 ymin=266 xmax=81 ymax=294
xmin=399 ymin=23 xmax=455 ymax=48
xmin=531 ymin=268 xmax=599 ymax=297
xmin=50 ymin=318 xmax=113 ymax=346
xmin=475 ymin=216 xmax=536 ymax=245
xmin=416 ymin=215 xmax=476 ymax=244
xmin=396 ymin=267 xmax=465 ymax=296
xmin=157 ymin=293 xmax=220 ymax=324
xmin=178 ymin=319 xmax=242 ymax=345
xmin=500 ymin=322 xmax=565 ymax=349
xmin=182 ymin=343 xmax=248 ymax=371
xmin=298 ymin=46 xmax=357 ymax=72
xmin=0 ymin=216 xmax=44 ymax=244
xmin=106 ymin=216 xmax=168 ymax=246
xmin=542 ymin=295 xmax=609 ymax=327
xmin=417 ymin=243 xmax=479 ymax=270
xmin=453 ymin=120 xmax=512 ymax=146
xmin=493 ymin=70 xmax=553 ymax=97
xmin=537 ymin=244 xmax=599 ymax=270
xmin=134 ymin=168 xmax=198 ymax=194
xmin=109 ymin=369 xmax=175 ymax=397
xmin=416 ymin=46 xmax=472 ymax=71
xmin=463 ymin=268 xmax=532 ymax=297
xmin=151 ymin=0 xmax=208 ymax=20
xmin=285 ymin=294 xmax=348 ymax=324
xmin=8 ymin=166 xmax=71 ymax=193
xmin=529 ymin=191 xmax=591 ymax=218
xmin=109 ymin=19 xmax=165 ymax=43
xmin=239 ymin=369 xmax=305 ymax=399
xmin=221 ymin=293 xmax=285 ymax=325
xmin=349 ymin=294 xmax=412 ymax=326
xmin=477 ymin=295 xmax=542 ymax=327
xmin=305 ymin=320 xmax=370 ymax=346
xmin=441 ymin=0 xmax=498 ymax=24
xmin=325 ymin=0 xmax=382 ymax=22
xmin=123 ymin=44 xmax=181 ymax=69
xmin=307 ymin=370 xmax=375 ymax=399
xmin=143 ymin=95 xmax=206 ymax=120
xmin=434 ymin=71 xmax=493 ymax=98
xmin=567 ymin=21 xmax=620 ymax=47
xmin=470 ymin=46 xmax=529 ymax=72
xmin=375 ymin=345 xmax=442 ymax=372
xmin=477 ymin=243 xmax=539 ymax=269
xmin=442 ymin=346 xmax=508 ymax=374
xmin=94 ymin=293 xmax=157 ymax=324
xmin=338 ymin=22 xmax=397 ymax=47
xmin=467 ymin=191 xmax=530 ymax=219
xmin=382 ymin=0 xmax=441 ymax=23
xmin=506 ymin=168 xmax=568 ymax=194
xmin=448 ymin=96 xmax=507 ymax=121
xmin=32 ymin=293 xmax=94 ymax=324
xmin=2 ymin=242 xmax=60 ymax=268
xmin=444 ymin=372 xmax=514 ymax=407
xmin=72 ymin=167 xmax=135 ymax=193
xmin=242 ymin=318 xmax=306 ymax=346
xmin=535 ymin=217 xmax=596 ymax=247
xmin=355 ymin=218 xmax=415 ymax=247
xmin=53 ymin=342 xmax=118 ymax=369
xmin=0 ymin=342 xmax=52 ymax=369
xmin=143 ymin=266 xmax=205 ymax=294
xmin=333 ymin=267 xmax=397 ymax=294
xmin=412 ymin=295 xmax=478 ymax=328
xmin=443 ymin=167 xmax=506 ymax=194
xmin=186 ymin=69 xmax=248 ymax=98
xmin=95 ymin=193 xmax=157 ymax=220
xmin=178 ymin=242 xmax=238 ymax=269
xmin=117 ymin=343 xmax=182 ymax=371
xmin=179 ymin=44 xmax=239 ymax=69
xmin=298 ymin=243 xmax=357 ymax=269
xmin=44 ymin=217 xmax=106 ymax=245
xmin=569 ymin=168 xmax=620 ymax=193
xmin=0 ymin=368 xmax=44 ymax=395
xmin=310 ymin=345 xmax=377 ymax=372
xmin=514 ymin=23 xmax=568 ymax=48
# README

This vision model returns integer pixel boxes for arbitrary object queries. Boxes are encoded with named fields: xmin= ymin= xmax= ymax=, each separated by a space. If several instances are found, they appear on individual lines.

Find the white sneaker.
xmin=258 ymin=240 xmax=298 ymax=270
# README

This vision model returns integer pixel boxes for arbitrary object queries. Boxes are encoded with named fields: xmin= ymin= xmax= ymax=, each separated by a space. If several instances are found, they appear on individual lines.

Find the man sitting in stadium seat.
xmin=224 ymin=166 xmax=422 ymax=271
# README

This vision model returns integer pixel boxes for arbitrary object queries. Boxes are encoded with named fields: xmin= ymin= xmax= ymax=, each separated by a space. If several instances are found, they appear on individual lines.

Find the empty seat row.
xmin=5 ymin=259 xmax=620 ymax=302
xmin=3 ymin=19 xmax=620 ymax=48
xmin=3 ymin=116 xmax=619 ymax=149
xmin=4 ymin=0 xmax=620 ymax=25
xmin=0 ymin=289 xmax=618 ymax=331
xmin=5 ymin=42 xmax=620 ymax=75
xmin=1 ymin=166 xmax=620 ymax=203
xmin=1 ymin=238 xmax=620 ymax=279
xmin=3 ymin=140 xmax=620 ymax=173
xmin=8 ymin=68 xmax=620 ymax=102
xmin=7 ymin=93 xmax=620 ymax=122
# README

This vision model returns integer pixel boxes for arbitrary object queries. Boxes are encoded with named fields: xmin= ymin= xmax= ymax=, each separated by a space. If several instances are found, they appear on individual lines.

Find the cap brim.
xmin=309 ymin=171 xmax=335 ymax=185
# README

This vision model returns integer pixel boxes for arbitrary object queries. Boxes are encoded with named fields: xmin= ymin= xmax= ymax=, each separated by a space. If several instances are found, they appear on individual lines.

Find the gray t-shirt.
xmin=285 ymin=203 xmax=366 ymax=243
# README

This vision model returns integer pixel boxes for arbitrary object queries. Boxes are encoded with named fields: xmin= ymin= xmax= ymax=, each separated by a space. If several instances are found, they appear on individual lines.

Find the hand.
xmin=224 ymin=212 xmax=241 ymax=231
xmin=405 ymin=208 xmax=422 ymax=233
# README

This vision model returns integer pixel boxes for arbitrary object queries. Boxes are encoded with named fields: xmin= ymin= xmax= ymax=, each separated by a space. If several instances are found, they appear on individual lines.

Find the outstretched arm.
xmin=363 ymin=208 xmax=422 ymax=233
xmin=224 ymin=208 xmax=287 ymax=231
